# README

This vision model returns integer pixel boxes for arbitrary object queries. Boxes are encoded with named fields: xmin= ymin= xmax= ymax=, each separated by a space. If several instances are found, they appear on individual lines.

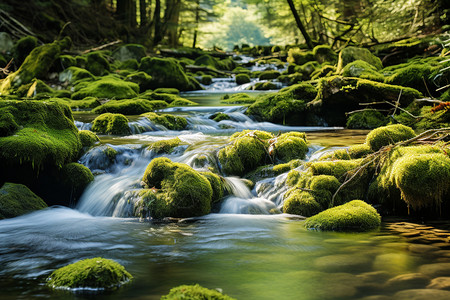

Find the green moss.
xmin=141 ymin=112 xmax=187 ymax=130
xmin=311 ymin=65 xmax=336 ymax=80
xmin=154 ymin=88 xmax=179 ymax=95
xmin=232 ymin=66 xmax=251 ymax=74
xmin=84 ymin=51 xmax=111 ymax=76
xmin=161 ymin=284 xmax=236 ymax=300
xmin=0 ymin=182 xmax=47 ymax=219
xmin=259 ymin=70 xmax=281 ymax=80
xmin=13 ymin=35 xmax=38 ymax=66
xmin=304 ymin=200 xmax=381 ymax=231
xmin=287 ymin=48 xmax=314 ymax=65
xmin=220 ymin=93 xmax=255 ymax=105
xmin=199 ymin=171 xmax=224 ymax=204
xmin=310 ymin=159 xmax=362 ymax=180
xmin=112 ymin=44 xmax=146 ymax=62
xmin=341 ymin=60 xmax=385 ymax=82
xmin=139 ymin=57 xmax=193 ymax=91
xmin=65 ymin=97 xmax=100 ymax=110
xmin=313 ymin=45 xmax=338 ymax=64
xmin=169 ymin=98 xmax=197 ymax=107
xmin=365 ymin=124 xmax=416 ymax=151
xmin=320 ymin=144 xmax=373 ymax=161
xmin=390 ymin=153 xmax=450 ymax=210
xmin=251 ymin=81 xmax=278 ymax=90
xmin=283 ymin=190 xmax=321 ymax=217
xmin=141 ymin=157 xmax=213 ymax=218
xmin=16 ymin=79 xmax=54 ymax=98
xmin=59 ymin=66 xmax=96 ymax=84
xmin=346 ymin=109 xmax=388 ymax=129
xmin=125 ymin=71 xmax=152 ymax=90
xmin=235 ymin=73 xmax=250 ymax=85
xmin=92 ymin=113 xmax=130 ymax=135
xmin=210 ymin=112 xmax=231 ymax=122
xmin=119 ymin=59 xmax=139 ymax=70
xmin=47 ymin=257 xmax=132 ymax=290
xmin=337 ymin=46 xmax=383 ymax=73
xmin=273 ymin=132 xmax=308 ymax=162
xmin=92 ymin=99 xmax=166 ymax=115
xmin=194 ymin=54 xmax=220 ymax=69
xmin=72 ymin=76 xmax=139 ymax=100
xmin=148 ymin=138 xmax=181 ymax=154
xmin=79 ymin=130 xmax=99 ymax=148
xmin=200 ymin=75 xmax=213 ymax=85
xmin=0 ymin=100 xmax=81 ymax=171
xmin=1 ymin=38 xmax=71 ymax=94
xmin=59 ymin=162 xmax=94 ymax=196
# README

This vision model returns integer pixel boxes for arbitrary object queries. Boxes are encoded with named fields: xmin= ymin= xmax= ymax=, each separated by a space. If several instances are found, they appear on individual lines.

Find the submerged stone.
xmin=91 ymin=113 xmax=130 ymax=135
xmin=46 ymin=257 xmax=132 ymax=290
xmin=161 ymin=284 xmax=236 ymax=300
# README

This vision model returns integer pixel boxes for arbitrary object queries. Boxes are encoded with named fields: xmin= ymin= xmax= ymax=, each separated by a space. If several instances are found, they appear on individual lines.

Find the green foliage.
xmin=365 ymin=124 xmax=416 ymax=151
xmin=141 ymin=112 xmax=187 ymax=130
xmin=0 ymin=182 xmax=47 ymax=219
xmin=140 ymin=157 xmax=213 ymax=218
xmin=139 ymin=57 xmax=193 ymax=91
xmin=235 ymin=73 xmax=251 ymax=85
xmin=346 ymin=109 xmax=388 ymax=129
xmin=72 ymin=76 xmax=139 ymax=100
xmin=161 ymin=284 xmax=236 ymax=300
xmin=304 ymin=200 xmax=381 ymax=231
xmin=148 ymin=138 xmax=181 ymax=154
xmin=92 ymin=99 xmax=167 ymax=115
xmin=47 ymin=257 xmax=132 ymax=290
xmin=92 ymin=113 xmax=130 ymax=135
xmin=337 ymin=47 xmax=383 ymax=73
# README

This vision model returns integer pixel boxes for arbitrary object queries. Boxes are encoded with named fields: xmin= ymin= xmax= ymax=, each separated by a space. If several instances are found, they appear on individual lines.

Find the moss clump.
xmin=259 ymin=70 xmax=281 ymax=80
xmin=0 ymin=183 xmax=47 ymax=219
xmin=337 ymin=46 xmax=383 ymax=73
xmin=235 ymin=73 xmax=251 ymax=85
xmin=221 ymin=93 xmax=255 ymax=105
xmin=119 ymin=59 xmax=139 ymax=71
xmin=92 ymin=113 xmax=130 ymax=135
xmin=310 ymin=159 xmax=362 ymax=179
xmin=194 ymin=54 xmax=220 ymax=69
xmin=125 ymin=71 xmax=153 ymax=90
xmin=72 ymin=76 xmax=139 ymax=100
xmin=16 ymin=79 xmax=54 ymax=98
xmin=199 ymin=171 xmax=224 ymax=204
xmin=140 ymin=157 xmax=213 ymax=218
xmin=112 ymin=44 xmax=146 ymax=61
xmin=169 ymin=98 xmax=197 ymax=107
xmin=0 ymin=100 xmax=81 ymax=172
xmin=59 ymin=66 xmax=96 ymax=84
xmin=341 ymin=60 xmax=385 ymax=82
xmin=47 ymin=257 xmax=132 ymax=290
xmin=390 ymin=153 xmax=450 ymax=210
xmin=1 ymin=37 xmax=71 ymax=94
xmin=92 ymin=99 xmax=167 ymax=115
xmin=154 ymin=88 xmax=180 ymax=95
xmin=304 ymin=200 xmax=381 ymax=231
xmin=251 ymin=81 xmax=278 ymax=90
xmin=200 ymin=75 xmax=213 ymax=85
xmin=59 ymin=163 xmax=94 ymax=199
xmin=346 ymin=109 xmax=388 ymax=129
xmin=139 ymin=57 xmax=193 ymax=91
xmin=320 ymin=144 xmax=373 ymax=161
xmin=148 ymin=138 xmax=181 ymax=154
xmin=79 ymin=130 xmax=99 ymax=148
xmin=13 ymin=35 xmax=38 ymax=66
xmin=210 ymin=112 xmax=231 ymax=122
xmin=141 ymin=112 xmax=187 ymax=130
xmin=84 ymin=51 xmax=111 ymax=76
xmin=273 ymin=132 xmax=308 ymax=162
xmin=161 ymin=284 xmax=236 ymax=300
xmin=365 ymin=124 xmax=416 ymax=151
xmin=313 ymin=45 xmax=338 ymax=64
xmin=283 ymin=190 xmax=322 ymax=217
xmin=311 ymin=65 xmax=336 ymax=80
xmin=287 ymin=48 xmax=314 ymax=65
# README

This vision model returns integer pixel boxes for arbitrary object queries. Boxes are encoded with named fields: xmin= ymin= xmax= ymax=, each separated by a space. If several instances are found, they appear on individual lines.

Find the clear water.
xmin=2 ymin=88 xmax=447 ymax=300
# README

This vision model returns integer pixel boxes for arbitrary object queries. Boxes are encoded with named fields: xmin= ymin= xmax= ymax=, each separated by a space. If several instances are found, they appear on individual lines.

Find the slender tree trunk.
xmin=192 ymin=0 xmax=200 ymax=48
xmin=286 ymin=0 xmax=313 ymax=49
xmin=140 ymin=0 xmax=147 ymax=26
xmin=164 ymin=0 xmax=181 ymax=47
xmin=116 ymin=0 xmax=136 ymax=28
xmin=153 ymin=0 xmax=162 ymax=44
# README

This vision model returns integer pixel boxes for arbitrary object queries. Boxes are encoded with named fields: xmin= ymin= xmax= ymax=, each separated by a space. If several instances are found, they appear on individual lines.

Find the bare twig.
xmin=436 ymin=84 xmax=450 ymax=92
xmin=82 ymin=40 xmax=122 ymax=54
xmin=415 ymin=98 xmax=444 ymax=103
xmin=392 ymin=89 xmax=402 ymax=116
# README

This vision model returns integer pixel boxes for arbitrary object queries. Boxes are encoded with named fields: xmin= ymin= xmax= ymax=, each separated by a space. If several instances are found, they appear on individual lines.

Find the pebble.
xmin=394 ymin=288 xmax=450 ymax=300
xmin=384 ymin=273 xmax=430 ymax=291
xmin=418 ymin=263 xmax=450 ymax=277
xmin=427 ymin=277 xmax=450 ymax=290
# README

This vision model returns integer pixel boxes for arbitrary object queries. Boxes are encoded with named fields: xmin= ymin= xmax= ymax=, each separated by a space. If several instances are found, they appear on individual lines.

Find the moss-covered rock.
xmin=310 ymin=159 xmax=362 ymax=179
xmin=84 ymin=51 xmax=111 ymax=76
xmin=0 ymin=37 xmax=71 ymax=94
xmin=141 ymin=112 xmax=187 ymax=130
xmin=341 ymin=60 xmax=385 ymax=82
xmin=16 ymin=79 xmax=55 ymax=98
xmin=313 ymin=45 xmax=338 ymax=64
xmin=125 ymin=71 xmax=153 ymax=90
xmin=161 ymin=284 xmax=236 ymax=300
xmin=47 ymin=257 xmax=132 ymax=290
xmin=59 ymin=162 xmax=94 ymax=201
xmin=148 ymin=138 xmax=181 ymax=154
xmin=13 ymin=35 xmax=38 ymax=66
xmin=140 ymin=157 xmax=213 ymax=218
xmin=311 ymin=65 xmax=336 ymax=80
xmin=92 ymin=113 xmax=130 ymax=135
xmin=0 ymin=182 xmax=47 ymax=219
xmin=283 ymin=190 xmax=322 ymax=217
xmin=273 ymin=132 xmax=308 ymax=162
xmin=194 ymin=54 xmax=220 ymax=69
xmin=59 ymin=66 xmax=96 ymax=84
xmin=112 ymin=44 xmax=146 ymax=62
xmin=304 ymin=200 xmax=381 ymax=231
xmin=169 ymin=98 xmax=197 ymax=107
xmin=235 ymin=73 xmax=251 ymax=85
xmin=287 ymin=48 xmax=314 ymax=65
xmin=319 ymin=144 xmax=373 ymax=161
xmin=93 ymin=99 xmax=166 ymax=115
xmin=365 ymin=124 xmax=416 ymax=151
xmin=154 ymin=88 xmax=180 ymax=95
xmin=200 ymin=74 xmax=213 ymax=85
xmin=210 ymin=112 xmax=231 ymax=122
xmin=139 ymin=57 xmax=193 ymax=91
xmin=259 ymin=70 xmax=281 ymax=80
xmin=346 ymin=109 xmax=388 ymax=129
xmin=220 ymin=93 xmax=255 ymax=105
xmin=119 ymin=59 xmax=139 ymax=70
xmin=337 ymin=46 xmax=383 ymax=73
xmin=72 ymin=76 xmax=139 ymax=100
xmin=199 ymin=171 xmax=224 ymax=204
xmin=251 ymin=81 xmax=278 ymax=90
xmin=79 ymin=130 xmax=99 ymax=148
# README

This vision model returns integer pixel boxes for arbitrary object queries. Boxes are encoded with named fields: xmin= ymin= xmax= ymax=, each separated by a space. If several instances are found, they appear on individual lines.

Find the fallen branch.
xmin=82 ymin=40 xmax=122 ymax=54
xmin=0 ymin=58 xmax=13 ymax=78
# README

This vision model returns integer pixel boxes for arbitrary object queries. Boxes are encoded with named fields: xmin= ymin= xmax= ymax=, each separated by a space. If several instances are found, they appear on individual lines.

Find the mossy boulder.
xmin=161 ymin=284 xmax=236 ymax=300
xmin=251 ymin=81 xmax=278 ymax=90
xmin=199 ymin=171 xmax=224 ymax=204
xmin=283 ymin=190 xmax=322 ymax=217
xmin=79 ymin=130 xmax=99 ymax=148
xmin=154 ymin=88 xmax=180 ymax=95
xmin=200 ymin=74 xmax=213 ymax=85
xmin=337 ymin=46 xmax=383 ymax=73
xmin=148 ymin=138 xmax=181 ymax=154
xmin=16 ymin=79 xmax=55 ymax=98
xmin=125 ymin=71 xmax=153 ymax=90
xmin=0 ymin=37 xmax=71 ymax=94
xmin=140 ymin=157 xmax=213 ymax=218
xmin=84 ymin=51 xmax=111 ymax=76
xmin=59 ymin=66 xmax=96 ymax=84
xmin=313 ymin=45 xmax=338 ymax=64
xmin=319 ymin=144 xmax=373 ymax=161
xmin=341 ymin=60 xmax=385 ymax=82
xmin=304 ymin=200 xmax=381 ymax=231
xmin=139 ymin=57 xmax=193 ymax=91
xmin=259 ymin=70 xmax=281 ymax=80
xmin=47 ymin=257 xmax=132 ymax=290
xmin=221 ymin=93 xmax=255 ymax=105
xmin=58 ymin=162 xmax=94 ymax=201
xmin=210 ymin=112 xmax=231 ymax=122
xmin=119 ymin=59 xmax=139 ymax=70
xmin=0 ymin=183 xmax=47 ymax=219
xmin=92 ymin=113 xmax=130 ymax=135
xmin=365 ymin=124 xmax=416 ymax=151
xmin=194 ymin=54 xmax=220 ymax=69
xmin=112 ymin=44 xmax=146 ymax=61
xmin=287 ymin=48 xmax=314 ymax=65
xmin=13 ymin=35 xmax=38 ymax=66
xmin=273 ymin=132 xmax=308 ymax=162
xmin=72 ymin=76 xmax=139 ymax=100
xmin=141 ymin=112 xmax=187 ymax=130
xmin=235 ymin=73 xmax=251 ymax=85
xmin=346 ymin=109 xmax=388 ymax=129
xmin=92 ymin=99 xmax=166 ymax=115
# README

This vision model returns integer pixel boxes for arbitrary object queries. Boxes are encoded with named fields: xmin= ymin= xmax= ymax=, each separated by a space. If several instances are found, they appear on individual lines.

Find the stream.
xmin=1 ymin=78 xmax=450 ymax=300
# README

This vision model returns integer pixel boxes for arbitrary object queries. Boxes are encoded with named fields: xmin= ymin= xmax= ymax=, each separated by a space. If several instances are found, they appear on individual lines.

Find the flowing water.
xmin=2 ymin=80 xmax=450 ymax=299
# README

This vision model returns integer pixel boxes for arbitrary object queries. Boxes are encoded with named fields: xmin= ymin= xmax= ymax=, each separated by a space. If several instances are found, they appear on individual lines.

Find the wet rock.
xmin=427 ymin=277 xmax=450 ymax=290
xmin=384 ymin=273 xmax=430 ymax=291
xmin=314 ymin=254 xmax=371 ymax=272
xmin=419 ymin=263 xmax=450 ymax=277
xmin=394 ymin=288 xmax=450 ymax=300
xmin=408 ymin=244 xmax=440 ymax=254
xmin=373 ymin=253 xmax=414 ymax=274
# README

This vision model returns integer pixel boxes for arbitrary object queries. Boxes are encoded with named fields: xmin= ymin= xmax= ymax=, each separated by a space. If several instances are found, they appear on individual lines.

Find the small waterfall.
xmin=75 ymin=120 xmax=92 ymax=131
xmin=129 ymin=118 xmax=168 ymax=134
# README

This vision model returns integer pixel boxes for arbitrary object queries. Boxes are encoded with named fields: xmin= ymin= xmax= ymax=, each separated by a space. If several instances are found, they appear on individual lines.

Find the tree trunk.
xmin=140 ymin=0 xmax=147 ymax=26
xmin=286 ymin=0 xmax=313 ymax=49
xmin=192 ymin=0 xmax=200 ymax=48
xmin=116 ymin=0 xmax=137 ymax=28
xmin=153 ymin=0 xmax=162 ymax=44
xmin=164 ymin=0 xmax=181 ymax=47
